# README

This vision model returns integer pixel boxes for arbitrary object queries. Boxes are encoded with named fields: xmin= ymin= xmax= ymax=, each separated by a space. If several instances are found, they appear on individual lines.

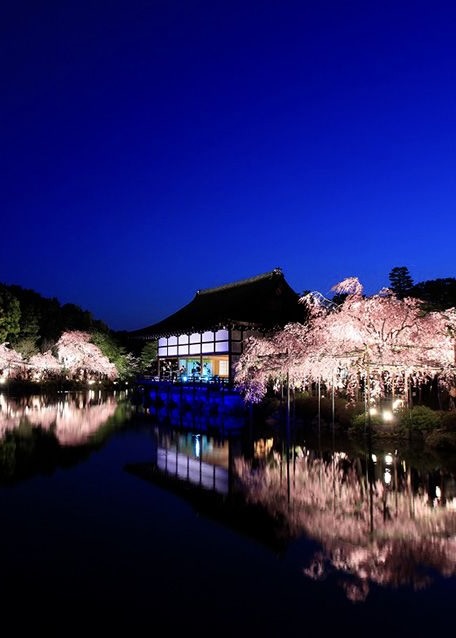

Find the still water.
xmin=1 ymin=390 xmax=455 ymax=636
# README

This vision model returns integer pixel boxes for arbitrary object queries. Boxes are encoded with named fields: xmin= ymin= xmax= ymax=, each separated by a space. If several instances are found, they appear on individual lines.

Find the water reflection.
xmin=235 ymin=435 xmax=456 ymax=601
xmin=0 ymin=390 xmax=132 ymax=484
xmin=126 ymin=423 xmax=288 ymax=552
xmin=151 ymin=428 xmax=231 ymax=493
xmin=0 ymin=391 xmax=129 ymax=444
xmin=129 ymin=423 xmax=456 ymax=591
xmin=3 ymin=388 xmax=456 ymax=603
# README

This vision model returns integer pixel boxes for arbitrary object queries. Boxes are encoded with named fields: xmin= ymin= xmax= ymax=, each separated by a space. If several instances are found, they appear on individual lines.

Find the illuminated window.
xmin=158 ymin=337 xmax=167 ymax=347
xmin=178 ymin=335 xmax=189 ymax=344
xmin=168 ymin=346 xmax=177 ymax=355
xmin=168 ymin=336 xmax=178 ymax=346
xmin=178 ymin=345 xmax=189 ymax=355
xmin=219 ymin=360 xmax=229 ymax=376
xmin=189 ymin=344 xmax=201 ymax=355
xmin=190 ymin=333 xmax=200 ymax=343
xmin=215 ymin=341 xmax=229 ymax=353
xmin=158 ymin=347 xmax=167 ymax=356
xmin=202 ymin=343 xmax=213 ymax=353
xmin=215 ymin=329 xmax=229 ymax=341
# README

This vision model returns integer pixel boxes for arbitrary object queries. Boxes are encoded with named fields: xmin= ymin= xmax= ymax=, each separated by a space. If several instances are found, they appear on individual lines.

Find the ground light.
xmin=382 ymin=409 xmax=394 ymax=422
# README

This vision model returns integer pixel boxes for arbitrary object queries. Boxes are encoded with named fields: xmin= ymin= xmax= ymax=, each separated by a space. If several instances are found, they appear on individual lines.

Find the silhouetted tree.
xmin=388 ymin=266 xmax=414 ymax=299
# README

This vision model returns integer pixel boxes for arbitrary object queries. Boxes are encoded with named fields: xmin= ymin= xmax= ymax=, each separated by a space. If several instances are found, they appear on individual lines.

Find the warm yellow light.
xmin=383 ymin=410 xmax=393 ymax=422
xmin=369 ymin=407 xmax=377 ymax=415
xmin=384 ymin=470 xmax=392 ymax=485
xmin=371 ymin=453 xmax=377 ymax=463
xmin=385 ymin=453 xmax=393 ymax=465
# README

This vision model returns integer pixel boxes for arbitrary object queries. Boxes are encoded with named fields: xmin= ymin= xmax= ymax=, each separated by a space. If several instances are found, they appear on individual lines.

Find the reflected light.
xmin=384 ymin=469 xmax=392 ymax=485
xmin=194 ymin=435 xmax=200 ymax=458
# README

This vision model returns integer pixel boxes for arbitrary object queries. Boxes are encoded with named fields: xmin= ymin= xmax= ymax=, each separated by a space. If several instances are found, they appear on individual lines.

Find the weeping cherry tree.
xmin=234 ymin=277 xmax=456 ymax=410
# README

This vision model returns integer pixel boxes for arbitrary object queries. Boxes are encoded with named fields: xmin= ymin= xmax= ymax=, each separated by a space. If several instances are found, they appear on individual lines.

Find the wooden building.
xmin=130 ymin=268 xmax=304 ymax=383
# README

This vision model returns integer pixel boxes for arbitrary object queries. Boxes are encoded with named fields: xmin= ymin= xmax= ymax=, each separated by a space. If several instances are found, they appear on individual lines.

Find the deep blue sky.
xmin=2 ymin=0 xmax=456 ymax=331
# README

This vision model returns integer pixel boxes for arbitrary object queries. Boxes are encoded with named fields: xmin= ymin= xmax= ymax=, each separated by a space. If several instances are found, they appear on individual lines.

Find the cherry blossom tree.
xmin=1 ymin=331 xmax=121 ymax=383
xmin=28 ymin=351 xmax=62 ymax=381
xmin=55 ymin=331 xmax=118 ymax=381
xmin=0 ymin=342 xmax=24 ymax=382
xmin=234 ymin=277 xmax=456 ymax=407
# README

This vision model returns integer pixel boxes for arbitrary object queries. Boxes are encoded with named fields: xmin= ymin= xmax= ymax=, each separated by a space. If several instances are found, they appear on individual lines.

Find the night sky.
xmin=2 ymin=1 xmax=456 ymax=332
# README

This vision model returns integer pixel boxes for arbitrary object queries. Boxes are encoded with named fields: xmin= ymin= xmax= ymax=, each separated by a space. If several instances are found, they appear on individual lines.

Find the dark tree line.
xmin=388 ymin=266 xmax=456 ymax=310
xmin=0 ymin=282 xmax=110 ymax=356
xmin=0 ymin=282 xmax=157 ymax=378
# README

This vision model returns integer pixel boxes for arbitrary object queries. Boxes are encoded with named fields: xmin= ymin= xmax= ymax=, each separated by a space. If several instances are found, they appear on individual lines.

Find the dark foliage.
xmin=2 ymin=282 xmax=111 ymax=350
xmin=411 ymin=278 xmax=456 ymax=311
xmin=388 ymin=266 xmax=414 ymax=299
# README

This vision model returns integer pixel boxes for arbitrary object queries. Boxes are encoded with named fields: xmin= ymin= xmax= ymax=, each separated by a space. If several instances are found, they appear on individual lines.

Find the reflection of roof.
xmin=130 ymin=268 xmax=304 ymax=338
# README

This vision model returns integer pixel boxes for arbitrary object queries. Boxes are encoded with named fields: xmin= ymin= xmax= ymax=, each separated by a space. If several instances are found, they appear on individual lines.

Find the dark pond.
xmin=1 ymin=389 xmax=455 ymax=636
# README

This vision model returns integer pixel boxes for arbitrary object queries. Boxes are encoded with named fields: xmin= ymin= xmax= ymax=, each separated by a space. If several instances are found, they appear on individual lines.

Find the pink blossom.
xmin=235 ymin=278 xmax=456 ymax=403
xmin=55 ymin=331 xmax=118 ymax=381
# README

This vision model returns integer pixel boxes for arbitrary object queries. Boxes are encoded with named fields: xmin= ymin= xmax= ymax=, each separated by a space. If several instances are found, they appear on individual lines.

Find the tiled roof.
xmin=130 ymin=268 xmax=304 ymax=338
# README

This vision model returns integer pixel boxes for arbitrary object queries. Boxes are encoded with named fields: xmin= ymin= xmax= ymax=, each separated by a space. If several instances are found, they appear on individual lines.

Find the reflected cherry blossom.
xmin=0 ymin=392 xmax=121 ymax=445
xmin=235 ymin=445 xmax=456 ymax=601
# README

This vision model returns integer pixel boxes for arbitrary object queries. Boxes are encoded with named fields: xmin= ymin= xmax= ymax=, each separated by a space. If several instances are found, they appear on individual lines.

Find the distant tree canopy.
xmin=0 ymin=282 xmax=153 ymax=380
xmin=0 ymin=285 xmax=21 ymax=343
xmin=388 ymin=267 xmax=456 ymax=310
xmin=2 ymin=283 xmax=110 ymax=354
xmin=411 ymin=278 xmax=456 ymax=311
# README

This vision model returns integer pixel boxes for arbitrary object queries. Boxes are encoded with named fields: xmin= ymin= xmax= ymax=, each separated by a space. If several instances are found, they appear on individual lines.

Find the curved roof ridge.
xmin=197 ymin=267 xmax=283 ymax=296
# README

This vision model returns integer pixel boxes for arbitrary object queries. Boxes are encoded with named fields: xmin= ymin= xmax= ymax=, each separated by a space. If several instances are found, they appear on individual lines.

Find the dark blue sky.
xmin=2 ymin=0 xmax=456 ymax=331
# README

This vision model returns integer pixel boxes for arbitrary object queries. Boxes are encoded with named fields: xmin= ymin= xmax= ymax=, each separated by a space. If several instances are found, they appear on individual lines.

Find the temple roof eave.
xmin=132 ymin=318 xmax=264 ymax=340
xmin=128 ymin=269 xmax=303 ymax=341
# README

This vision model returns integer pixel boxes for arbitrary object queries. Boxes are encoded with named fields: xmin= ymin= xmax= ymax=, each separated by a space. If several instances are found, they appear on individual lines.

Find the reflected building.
xmin=125 ymin=425 xmax=456 ymax=584
xmin=150 ymin=427 xmax=232 ymax=494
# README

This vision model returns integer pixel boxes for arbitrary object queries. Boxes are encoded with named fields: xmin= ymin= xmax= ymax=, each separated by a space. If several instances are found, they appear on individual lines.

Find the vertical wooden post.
xmin=286 ymin=369 xmax=291 ymax=506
